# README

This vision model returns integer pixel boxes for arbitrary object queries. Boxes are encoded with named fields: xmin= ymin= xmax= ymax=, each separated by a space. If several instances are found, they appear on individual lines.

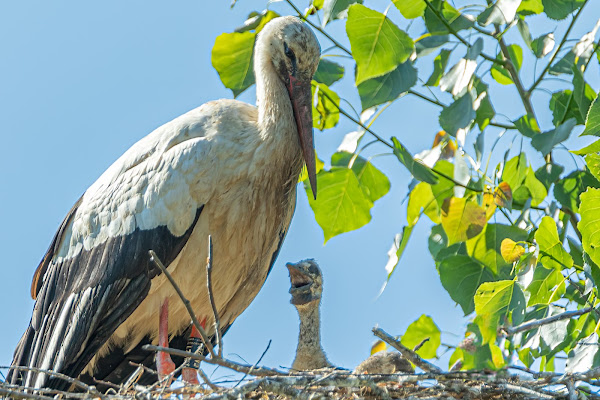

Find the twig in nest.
xmin=1 ymin=365 xmax=103 ymax=396
xmin=372 ymin=327 xmax=442 ymax=373
xmin=142 ymin=344 xmax=289 ymax=377
xmin=234 ymin=340 xmax=272 ymax=388
xmin=198 ymin=368 xmax=220 ymax=391
xmin=0 ymin=387 xmax=55 ymax=400
xmin=149 ymin=250 xmax=215 ymax=357
xmin=206 ymin=235 xmax=223 ymax=358
xmin=504 ymin=307 xmax=592 ymax=335
xmin=413 ymin=337 xmax=430 ymax=352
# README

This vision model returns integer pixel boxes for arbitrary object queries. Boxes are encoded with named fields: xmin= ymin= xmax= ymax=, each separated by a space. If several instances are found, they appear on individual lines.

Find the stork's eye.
xmin=284 ymin=42 xmax=295 ymax=60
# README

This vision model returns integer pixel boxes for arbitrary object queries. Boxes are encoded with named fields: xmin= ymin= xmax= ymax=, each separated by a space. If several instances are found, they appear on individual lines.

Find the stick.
xmin=149 ymin=250 xmax=216 ymax=357
xmin=206 ymin=235 xmax=222 ymax=358
xmin=372 ymin=327 xmax=443 ymax=373
xmin=1 ymin=365 xmax=103 ymax=396
xmin=504 ymin=307 xmax=592 ymax=335
xmin=142 ymin=344 xmax=288 ymax=377
xmin=234 ymin=340 xmax=272 ymax=388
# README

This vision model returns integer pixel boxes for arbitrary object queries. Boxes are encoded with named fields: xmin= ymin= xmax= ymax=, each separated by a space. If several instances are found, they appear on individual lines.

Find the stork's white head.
xmin=256 ymin=17 xmax=320 ymax=197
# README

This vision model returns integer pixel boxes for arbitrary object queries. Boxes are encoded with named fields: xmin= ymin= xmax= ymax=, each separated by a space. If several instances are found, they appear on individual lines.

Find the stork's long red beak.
xmin=287 ymin=76 xmax=317 ymax=199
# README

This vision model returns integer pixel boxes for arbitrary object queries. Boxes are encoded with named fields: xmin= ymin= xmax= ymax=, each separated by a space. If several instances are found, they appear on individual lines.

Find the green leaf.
xmin=431 ymin=160 xmax=454 ymax=207
xmin=424 ymin=0 xmax=474 ymax=35
xmin=429 ymin=224 xmax=448 ymax=259
xmin=312 ymin=82 xmax=340 ymax=131
xmin=467 ymin=224 xmax=528 ymax=274
xmin=322 ymin=0 xmax=362 ymax=26
xmin=331 ymin=152 xmax=391 ymax=202
xmin=426 ymin=49 xmax=452 ymax=87
xmin=536 ymin=216 xmax=573 ymax=271
xmin=540 ymin=306 xmax=570 ymax=350
xmin=502 ymin=153 xmax=528 ymax=192
xmin=306 ymin=169 xmax=373 ymax=242
xmin=550 ymin=90 xmax=582 ymax=125
xmin=566 ymin=332 xmax=598 ymax=373
xmin=549 ymin=51 xmax=578 ymax=75
xmin=521 ymin=167 xmax=548 ymax=206
xmin=439 ymin=91 xmax=475 ymax=136
xmin=490 ymin=45 xmax=523 ymax=85
xmin=441 ymin=197 xmax=486 ymax=245
xmin=392 ymin=0 xmax=426 ymax=19
xmin=535 ymin=163 xmax=564 ymax=190
xmin=581 ymin=92 xmax=600 ymax=136
xmin=211 ymin=31 xmax=256 ymax=97
xmin=586 ymin=154 xmax=600 ymax=182
xmin=554 ymin=170 xmax=600 ymax=212
xmin=314 ymin=59 xmax=345 ymax=86
xmin=517 ymin=18 xmax=533 ymax=50
xmin=392 ymin=137 xmax=438 ymax=184
xmin=542 ymin=0 xmax=584 ymax=20
xmin=531 ymin=118 xmax=577 ymax=156
xmin=439 ymin=255 xmax=494 ymax=315
xmin=474 ymin=78 xmax=495 ymax=131
xmin=401 ymin=315 xmax=441 ymax=359
xmin=579 ymin=188 xmax=600 ymax=267
xmin=474 ymin=280 xmax=526 ymax=344
xmin=573 ymin=67 xmax=596 ymax=124
xmin=527 ymin=265 xmax=566 ymax=306
xmin=514 ymin=114 xmax=541 ymax=138
xmin=407 ymin=182 xmax=440 ymax=225
xmin=346 ymin=4 xmax=414 ymax=85
xmin=518 ymin=0 xmax=544 ymax=15
xmin=357 ymin=61 xmax=417 ymax=110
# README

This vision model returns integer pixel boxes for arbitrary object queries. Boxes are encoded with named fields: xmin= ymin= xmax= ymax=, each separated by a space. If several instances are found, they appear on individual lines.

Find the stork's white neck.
xmin=254 ymin=39 xmax=297 ymax=142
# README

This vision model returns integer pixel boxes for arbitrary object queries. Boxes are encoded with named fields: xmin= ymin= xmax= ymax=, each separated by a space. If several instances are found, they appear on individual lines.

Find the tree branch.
xmin=504 ymin=307 xmax=593 ymax=336
xmin=372 ymin=327 xmax=443 ymax=373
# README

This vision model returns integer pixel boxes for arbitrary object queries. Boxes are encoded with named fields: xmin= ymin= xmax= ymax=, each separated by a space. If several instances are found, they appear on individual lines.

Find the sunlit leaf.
xmin=212 ymin=31 xmax=256 ymax=97
xmin=518 ymin=0 xmax=544 ymax=15
xmin=586 ymin=154 xmax=600 ymax=182
xmin=357 ymin=61 xmax=417 ymax=110
xmin=514 ymin=114 xmax=541 ymax=138
xmin=235 ymin=10 xmax=280 ymax=33
xmin=392 ymin=137 xmax=439 ymax=184
xmin=312 ymin=82 xmax=340 ymax=130
xmin=322 ymin=0 xmax=363 ymax=26
xmin=566 ymin=332 xmax=598 ymax=373
xmin=392 ymin=0 xmax=426 ymax=19
xmin=426 ymin=49 xmax=452 ymax=87
xmin=501 ymin=238 xmax=525 ymax=263
xmin=347 ymin=4 xmax=414 ymax=85
xmin=573 ymin=139 xmax=600 ymax=155
xmin=502 ymin=153 xmax=528 ymax=193
xmin=474 ymin=78 xmax=495 ymax=130
xmin=306 ymin=169 xmax=373 ymax=242
xmin=581 ymin=92 xmax=600 ymax=136
xmin=572 ymin=67 xmax=596 ymax=124
xmin=314 ymin=58 xmax=345 ymax=86
xmin=478 ymin=0 xmax=522 ymax=26
xmin=439 ymin=255 xmax=494 ymax=315
xmin=490 ymin=45 xmax=523 ymax=85
xmin=526 ymin=266 xmax=565 ymax=305
xmin=531 ymin=33 xmax=555 ymax=57
xmin=474 ymin=280 xmax=526 ymax=344
xmin=441 ymin=197 xmax=486 ymax=245
xmin=401 ymin=315 xmax=441 ymax=359
xmin=384 ymin=227 xmax=414 ymax=279
xmin=331 ymin=152 xmax=391 ymax=202
xmin=407 ymin=182 xmax=441 ymax=225
xmin=579 ymin=188 xmax=600 ymax=267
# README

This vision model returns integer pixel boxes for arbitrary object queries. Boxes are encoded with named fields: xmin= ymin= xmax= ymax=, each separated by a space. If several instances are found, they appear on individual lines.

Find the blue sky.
xmin=1 ymin=0 xmax=599 ymax=381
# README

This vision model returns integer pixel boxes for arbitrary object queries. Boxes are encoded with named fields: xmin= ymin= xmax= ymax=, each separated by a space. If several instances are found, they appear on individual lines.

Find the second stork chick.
xmin=286 ymin=259 xmax=332 ymax=371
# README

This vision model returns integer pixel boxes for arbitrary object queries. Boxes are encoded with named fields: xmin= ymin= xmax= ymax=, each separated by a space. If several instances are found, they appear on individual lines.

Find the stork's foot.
xmin=157 ymin=298 xmax=176 ymax=382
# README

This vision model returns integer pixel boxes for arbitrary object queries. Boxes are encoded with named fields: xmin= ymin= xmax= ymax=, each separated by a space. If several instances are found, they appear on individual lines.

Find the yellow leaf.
xmin=500 ymin=238 xmax=525 ymax=263
xmin=494 ymin=182 xmax=513 ymax=209
xmin=371 ymin=340 xmax=387 ymax=355
xmin=483 ymin=191 xmax=497 ymax=221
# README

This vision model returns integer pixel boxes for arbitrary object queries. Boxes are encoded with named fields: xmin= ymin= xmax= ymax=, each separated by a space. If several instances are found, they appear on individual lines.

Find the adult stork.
xmin=10 ymin=16 xmax=320 ymax=390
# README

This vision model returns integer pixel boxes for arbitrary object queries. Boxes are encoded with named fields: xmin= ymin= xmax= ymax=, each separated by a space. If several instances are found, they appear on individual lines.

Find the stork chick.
xmin=287 ymin=259 xmax=331 ymax=371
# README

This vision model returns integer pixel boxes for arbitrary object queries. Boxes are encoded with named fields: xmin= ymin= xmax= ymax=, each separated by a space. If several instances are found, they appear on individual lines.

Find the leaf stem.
xmin=529 ymin=1 xmax=588 ymax=94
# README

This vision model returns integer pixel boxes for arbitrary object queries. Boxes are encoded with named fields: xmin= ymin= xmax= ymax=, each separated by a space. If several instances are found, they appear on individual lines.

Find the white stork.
xmin=10 ymin=16 xmax=320 ymax=390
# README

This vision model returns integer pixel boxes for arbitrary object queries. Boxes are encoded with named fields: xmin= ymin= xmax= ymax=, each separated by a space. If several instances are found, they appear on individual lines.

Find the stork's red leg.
xmin=157 ymin=298 xmax=176 ymax=381
xmin=182 ymin=317 xmax=207 ymax=385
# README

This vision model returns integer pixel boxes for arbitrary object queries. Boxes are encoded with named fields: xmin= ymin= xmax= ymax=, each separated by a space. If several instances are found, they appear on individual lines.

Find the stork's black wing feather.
xmin=10 ymin=205 xmax=203 ymax=390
